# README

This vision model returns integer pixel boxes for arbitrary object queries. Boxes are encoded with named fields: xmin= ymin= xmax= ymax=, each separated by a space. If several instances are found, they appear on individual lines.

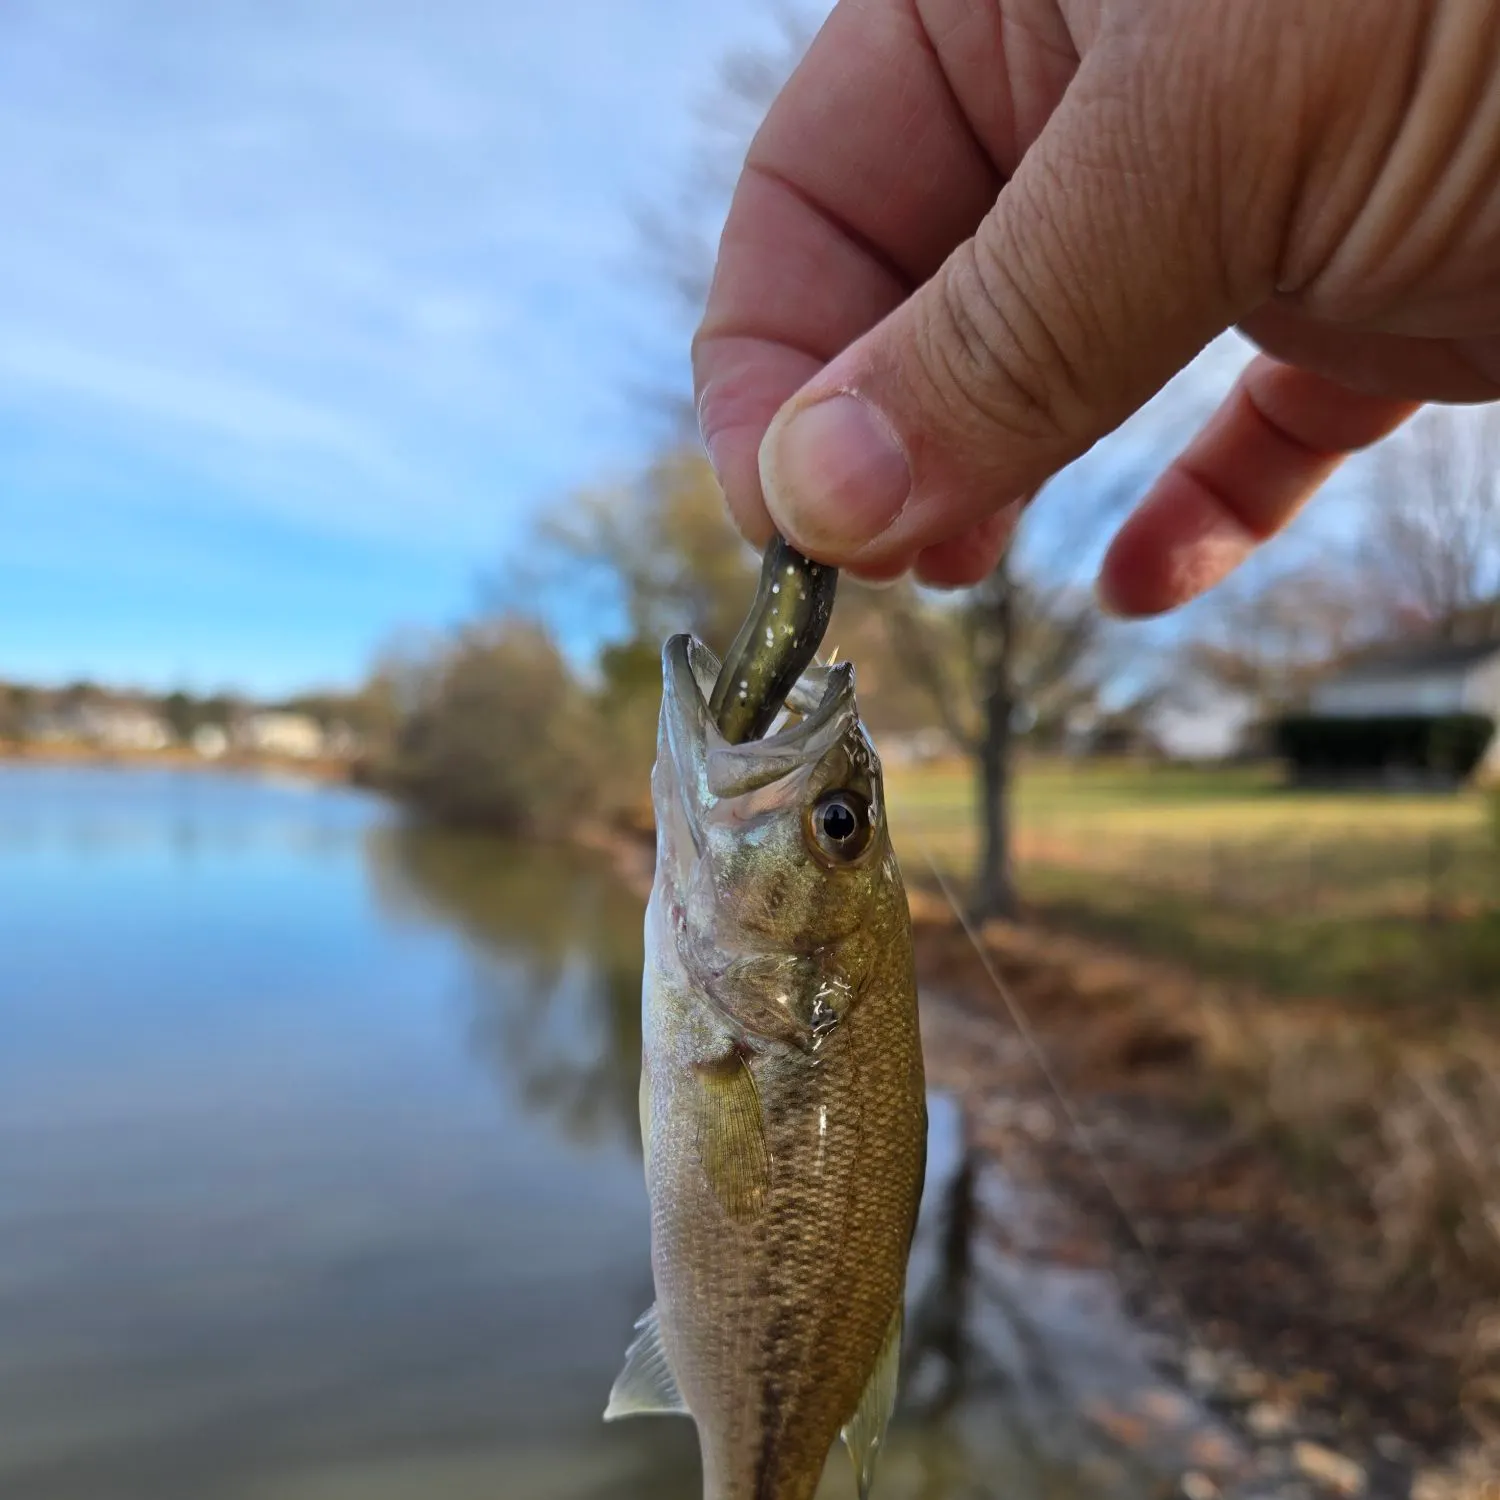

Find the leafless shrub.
xmin=381 ymin=618 xmax=608 ymax=837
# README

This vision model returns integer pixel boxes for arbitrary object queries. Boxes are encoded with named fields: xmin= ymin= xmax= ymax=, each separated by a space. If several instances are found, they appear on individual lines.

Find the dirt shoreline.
xmin=0 ymin=741 xmax=360 ymax=783
xmin=915 ymin=916 xmax=1493 ymax=1499
xmin=583 ymin=817 xmax=1499 ymax=1498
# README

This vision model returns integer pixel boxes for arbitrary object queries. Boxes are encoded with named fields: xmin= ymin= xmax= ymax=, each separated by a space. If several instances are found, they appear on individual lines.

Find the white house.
xmin=1149 ymin=690 xmax=1259 ymax=762
xmin=59 ymin=703 xmax=172 ymax=752
xmin=238 ymin=711 xmax=325 ymax=760
xmin=191 ymin=724 xmax=230 ymax=759
xmin=876 ymin=727 xmax=958 ymax=766
xmin=1305 ymin=637 xmax=1500 ymax=778
xmin=1308 ymin=638 xmax=1500 ymax=720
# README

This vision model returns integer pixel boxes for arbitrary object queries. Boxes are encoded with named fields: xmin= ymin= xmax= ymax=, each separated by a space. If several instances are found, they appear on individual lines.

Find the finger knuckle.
xmin=919 ymin=236 xmax=1085 ymax=450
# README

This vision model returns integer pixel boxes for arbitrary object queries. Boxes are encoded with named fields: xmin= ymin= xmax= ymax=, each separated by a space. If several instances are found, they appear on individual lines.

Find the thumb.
xmin=756 ymin=41 xmax=1267 ymax=575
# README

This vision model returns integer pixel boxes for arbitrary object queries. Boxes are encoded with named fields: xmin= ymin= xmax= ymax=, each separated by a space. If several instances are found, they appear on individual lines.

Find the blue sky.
xmin=6 ymin=1 xmax=1430 ymax=706
xmin=0 ymin=0 xmax=817 ymax=697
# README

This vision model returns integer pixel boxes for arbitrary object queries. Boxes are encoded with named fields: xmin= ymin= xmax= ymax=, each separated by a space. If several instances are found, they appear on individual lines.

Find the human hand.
xmin=693 ymin=0 xmax=1500 ymax=613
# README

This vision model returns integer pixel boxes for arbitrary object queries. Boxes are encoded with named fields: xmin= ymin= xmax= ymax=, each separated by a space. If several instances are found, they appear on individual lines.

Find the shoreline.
xmin=0 ymin=741 xmax=360 ymax=784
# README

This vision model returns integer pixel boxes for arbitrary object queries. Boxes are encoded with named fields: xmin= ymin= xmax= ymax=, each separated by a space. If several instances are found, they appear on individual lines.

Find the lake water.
xmin=0 ymin=765 xmax=1241 ymax=1500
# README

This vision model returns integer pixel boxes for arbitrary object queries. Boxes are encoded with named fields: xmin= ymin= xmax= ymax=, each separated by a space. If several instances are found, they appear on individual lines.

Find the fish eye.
xmin=806 ymin=789 xmax=875 ymax=866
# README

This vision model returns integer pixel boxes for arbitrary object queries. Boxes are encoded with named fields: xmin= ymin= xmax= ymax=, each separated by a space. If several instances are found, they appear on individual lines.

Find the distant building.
xmin=49 ymin=703 xmax=172 ymax=752
xmin=1307 ymin=637 xmax=1500 ymax=721
xmin=1149 ymin=694 xmax=1260 ymax=762
xmin=1059 ymin=690 xmax=1259 ymax=763
xmin=1288 ymin=636 xmax=1500 ymax=784
xmin=876 ymin=728 xmax=958 ymax=766
xmin=191 ymin=724 xmax=230 ymax=759
xmin=238 ymin=712 xmax=325 ymax=760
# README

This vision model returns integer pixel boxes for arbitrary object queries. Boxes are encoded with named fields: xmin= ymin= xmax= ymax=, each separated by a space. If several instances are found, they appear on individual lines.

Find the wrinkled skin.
xmin=632 ymin=635 xmax=926 ymax=1500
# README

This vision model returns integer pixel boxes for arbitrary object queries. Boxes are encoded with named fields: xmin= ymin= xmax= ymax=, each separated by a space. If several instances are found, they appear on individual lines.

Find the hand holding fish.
xmin=694 ymin=0 xmax=1500 ymax=614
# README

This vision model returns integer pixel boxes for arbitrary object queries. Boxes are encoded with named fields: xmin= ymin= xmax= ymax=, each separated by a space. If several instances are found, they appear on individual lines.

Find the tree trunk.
xmin=971 ymin=557 xmax=1019 ymax=921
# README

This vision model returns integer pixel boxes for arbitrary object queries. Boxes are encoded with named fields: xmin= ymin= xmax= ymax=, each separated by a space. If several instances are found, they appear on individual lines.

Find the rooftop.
xmin=1322 ymin=635 xmax=1500 ymax=683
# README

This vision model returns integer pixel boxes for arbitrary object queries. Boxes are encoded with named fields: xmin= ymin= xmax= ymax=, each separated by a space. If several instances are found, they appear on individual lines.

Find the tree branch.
xmin=882 ymin=589 xmax=980 ymax=755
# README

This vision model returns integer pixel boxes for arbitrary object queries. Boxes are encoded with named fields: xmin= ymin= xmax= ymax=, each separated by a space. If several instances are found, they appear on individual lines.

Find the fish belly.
xmin=646 ymin=987 xmax=925 ymax=1500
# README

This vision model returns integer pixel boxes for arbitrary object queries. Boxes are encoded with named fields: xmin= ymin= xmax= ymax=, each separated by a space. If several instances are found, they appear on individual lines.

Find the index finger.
xmin=693 ymin=0 xmax=1077 ymax=544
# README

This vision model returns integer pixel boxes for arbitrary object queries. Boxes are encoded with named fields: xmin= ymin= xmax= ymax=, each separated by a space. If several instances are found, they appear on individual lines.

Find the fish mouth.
xmin=659 ymin=633 xmax=860 ymax=831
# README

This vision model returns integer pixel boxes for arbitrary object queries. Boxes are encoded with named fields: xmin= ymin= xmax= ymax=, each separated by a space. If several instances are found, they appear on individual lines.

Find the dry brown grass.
xmin=909 ymin=887 xmax=1500 ymax=1459
xmin=1140 ymin=981 xmax=1500 ymax=1446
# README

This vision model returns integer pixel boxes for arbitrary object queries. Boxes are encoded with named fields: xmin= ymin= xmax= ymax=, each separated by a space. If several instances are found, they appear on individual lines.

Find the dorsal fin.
xmin=603 ymin=1304 xmax=688 ymax=1422
xmin=841 ymin=1302 xmax=903 ymax=1498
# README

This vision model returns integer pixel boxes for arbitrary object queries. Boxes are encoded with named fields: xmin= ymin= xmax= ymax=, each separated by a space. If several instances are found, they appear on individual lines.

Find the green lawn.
xmin=886 ymin=758 xmax=1499 ymax=1006
xmin=889 ymin=756 xmax=1487 ymax=833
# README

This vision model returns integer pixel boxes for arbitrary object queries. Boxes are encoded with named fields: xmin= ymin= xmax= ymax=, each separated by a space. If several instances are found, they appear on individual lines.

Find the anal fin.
xmin=841 ymin=1301 xmax=903 ymax=1499
xmin=603 ymin=1304 xmax=688 ymax=1422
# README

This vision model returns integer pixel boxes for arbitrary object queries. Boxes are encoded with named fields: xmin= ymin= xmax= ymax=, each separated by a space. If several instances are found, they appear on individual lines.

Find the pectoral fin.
xmin=603 ymin=1305 xmax=688 ymax=1421
xmin=693 ymin=1049 xmax=771 ymax=1221
xmin=841 ymin=1302 xmax=903 ymax=1500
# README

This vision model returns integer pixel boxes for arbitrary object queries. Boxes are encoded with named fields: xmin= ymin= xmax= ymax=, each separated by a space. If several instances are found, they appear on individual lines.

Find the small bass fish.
xmin=606 ymin=626 xmax=927 ymax=1500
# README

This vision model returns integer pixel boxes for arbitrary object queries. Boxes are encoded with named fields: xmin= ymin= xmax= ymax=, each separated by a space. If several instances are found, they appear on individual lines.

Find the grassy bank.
xmin=887 ymin=758 xmax=1499 ymax=1007
xmin=880 ymin=758 xmax=1500 ymax=1470
xmin=912 ymin=900 xmax=1500 ymax=1476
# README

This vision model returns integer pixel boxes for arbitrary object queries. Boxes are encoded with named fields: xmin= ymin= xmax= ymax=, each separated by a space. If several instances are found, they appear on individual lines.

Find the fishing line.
xmin=918 ymin=840 xmax=1206 ymax=1354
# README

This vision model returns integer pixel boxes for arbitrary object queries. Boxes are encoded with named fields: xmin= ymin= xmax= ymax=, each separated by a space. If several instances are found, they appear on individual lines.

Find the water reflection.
xmin=0 ymin=768 xmax=1250 ymax=1500
xmin=377 ymin=822 xmax=1247 ymax=1500
xmin=367 ymin=824 xmax=647 ymax=1152
xmin=0 ymin=768 xmax=701 ymax=1500
xmin=905 ymin=1138 xmax=984 ymax=1420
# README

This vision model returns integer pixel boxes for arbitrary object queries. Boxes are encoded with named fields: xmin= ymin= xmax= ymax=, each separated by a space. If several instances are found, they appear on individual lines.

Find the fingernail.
xmin=697 ymin=387 xmax=727 ymax=486
xmin=703 ymin=431 xmax=727 ymax=492
xmin=760 ymin=394 xmax=911 ymax=554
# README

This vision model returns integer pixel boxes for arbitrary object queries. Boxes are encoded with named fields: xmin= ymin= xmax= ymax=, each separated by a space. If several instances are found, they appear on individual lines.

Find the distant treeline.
xmin=356 ymin=448 xmax=1157 ymax=842
xmin=359 ymin=450 xmax=943 ymax=838
xmin=0 ymin=678 xmax=393 ymax=753
xmin=364 ymin=620 xmax=660 ymax=840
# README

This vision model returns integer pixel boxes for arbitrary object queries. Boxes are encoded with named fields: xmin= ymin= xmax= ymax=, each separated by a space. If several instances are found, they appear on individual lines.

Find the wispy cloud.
xmin=0 ymin=0 xmax=794 ymax=686
xmin=0 ymin=0 xmax=786 ymax=545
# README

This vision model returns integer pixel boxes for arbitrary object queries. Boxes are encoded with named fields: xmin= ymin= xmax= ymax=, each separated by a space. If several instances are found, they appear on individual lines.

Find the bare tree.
xmin=879 ymin=562 xmax=1115 ymax=916
xmin=948 ymin=337 xmax=1259 ymax=917
xmin=540 ymin=449 xmax=759 ymax=654
xmin=1178 ymin=559 xmax=1379 ymax=720
xmin=1363 ymin=406 xmax=1500 ymax=639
